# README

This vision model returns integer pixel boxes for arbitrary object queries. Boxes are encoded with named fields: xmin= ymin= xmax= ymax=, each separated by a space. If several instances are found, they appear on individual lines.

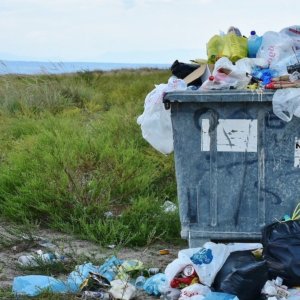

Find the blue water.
xmin=0 ymin=60 xmax=170 ymax=75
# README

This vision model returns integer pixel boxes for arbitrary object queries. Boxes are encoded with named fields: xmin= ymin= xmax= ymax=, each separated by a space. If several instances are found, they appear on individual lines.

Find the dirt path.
xmin=0 ymin=223 xmax=186 ymax=299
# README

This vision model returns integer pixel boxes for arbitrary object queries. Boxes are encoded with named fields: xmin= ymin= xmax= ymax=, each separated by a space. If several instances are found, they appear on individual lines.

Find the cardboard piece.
xmin=184 ymin=64 xmax=211 ymax=85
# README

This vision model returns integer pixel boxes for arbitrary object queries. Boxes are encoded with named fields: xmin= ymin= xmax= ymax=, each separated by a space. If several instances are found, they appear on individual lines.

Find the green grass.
xmin=0 ymin=69 xmax=181 ymax=247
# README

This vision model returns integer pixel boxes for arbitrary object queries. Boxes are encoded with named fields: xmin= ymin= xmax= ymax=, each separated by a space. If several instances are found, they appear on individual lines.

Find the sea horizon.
xmin=0 ymin=60 xmax=171 ymax=75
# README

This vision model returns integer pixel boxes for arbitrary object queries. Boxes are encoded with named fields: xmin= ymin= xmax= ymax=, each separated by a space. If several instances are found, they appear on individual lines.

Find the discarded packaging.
xmin=149 ymin=267 xmax=160 ymax=275
xmin=135 ymin=275 xmax=146 ymax=289
xmin=261 ymin=277 xmax=289 ymax=299
xmin=80 ymin=272 xmax=111 ymax=292
xmin=18 ymin=251 xmax=62 ymax=267
xmin=160 ymin=287 xmax=181 ymax=300
xmin=159 ymin=249 xmax=170 ymax=255
xmin=213 ymin=250 xmax=268 ymax=300
xmin=109 ymin=279 xmax=136 ymax=300
xmin=162 ymin=200 xmax=177 ymax=213
xmin=203 ymin=292 xmax=239 ymax=300
xmin=81 ymin=290 xmax=112 ymax=300
xmin=178 ymin=283 xmax=210 ymax=300
xmin=165 ymin=242 xmax=262 ymax=287
xmin=144 ymin=273 xmax=167 ymax=296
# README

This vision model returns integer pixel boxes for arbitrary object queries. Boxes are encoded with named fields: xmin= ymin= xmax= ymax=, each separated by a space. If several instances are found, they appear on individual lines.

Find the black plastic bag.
xmin=170 ymin=60 xmax=203 ymax=87
xmin=213 ymin=251 xmax=268 ymax=300
xmin=262 ymin=219 xmax=300 ymax=286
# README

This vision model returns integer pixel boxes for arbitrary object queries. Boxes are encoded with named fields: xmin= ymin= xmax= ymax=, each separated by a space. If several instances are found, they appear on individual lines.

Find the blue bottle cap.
xmin=250 ymin=30 xmax=256 ymax=35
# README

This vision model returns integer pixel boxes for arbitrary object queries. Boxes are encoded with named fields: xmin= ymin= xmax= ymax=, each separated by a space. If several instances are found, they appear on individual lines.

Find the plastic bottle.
xmin=248 ymin=30 xmax=262 ymax=58
xmin=18 ymin=255 xmax=39 ymax=267
xmin=199 ymin=76 xmax=216 ymax=90
xmin=135 ymin=275 xmax=146 ymax=289
xmin=18 ymin=252 xmax=61 ymax=267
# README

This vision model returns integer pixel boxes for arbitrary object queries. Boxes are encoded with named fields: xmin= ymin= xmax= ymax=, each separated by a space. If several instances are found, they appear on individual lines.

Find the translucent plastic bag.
xmin=256 ymin=31 xmax=296 ymax=75
xmin=272 ymin=88 xmax=300 ymax=122
xmin=200 ymin=57 xmax=251 ymax=91
xmin=280 ymin=25 xmax=300 ymax=52
xmin=137 ymin=76 xmax=187 ymax=154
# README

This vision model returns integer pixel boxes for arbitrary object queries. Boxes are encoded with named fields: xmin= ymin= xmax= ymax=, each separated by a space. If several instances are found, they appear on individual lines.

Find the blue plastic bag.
xmin=143 ymin=273 xmax=167 ymax=296
xmin=204 ymin=292 xmax=239 ymax=300
xmin=66 ymin=262 xmax=101 ymax=293
xmin=97 ymin=256 xmax=123 ymax=281
xmin=13 ymin=263 xmax=102 ymax=296
xmin=12 ymin=275 xmax=68 ymax=297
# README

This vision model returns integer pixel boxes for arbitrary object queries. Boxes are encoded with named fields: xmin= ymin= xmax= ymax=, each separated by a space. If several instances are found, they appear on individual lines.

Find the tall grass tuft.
xmin=0 ymin=69 xmax=181 ymax=246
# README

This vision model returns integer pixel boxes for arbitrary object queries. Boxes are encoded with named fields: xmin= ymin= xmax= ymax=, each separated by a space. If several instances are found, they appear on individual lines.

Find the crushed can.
xmin=81 ymin=290 xmax=111 ymax=300
xmin=183 ymin=265 xmax=195 ymax=277
xmin=148 ymin=267 xmax=160 ymax=275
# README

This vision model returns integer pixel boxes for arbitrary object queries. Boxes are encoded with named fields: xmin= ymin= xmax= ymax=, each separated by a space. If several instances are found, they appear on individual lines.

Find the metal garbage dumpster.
xmin=163 ymin=90 xmax=300 ymax=247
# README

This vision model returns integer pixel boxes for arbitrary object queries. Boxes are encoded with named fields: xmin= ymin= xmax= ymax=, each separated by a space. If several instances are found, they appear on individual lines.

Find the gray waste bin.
xmin=163 ymin=90 xmax=300 ymax=247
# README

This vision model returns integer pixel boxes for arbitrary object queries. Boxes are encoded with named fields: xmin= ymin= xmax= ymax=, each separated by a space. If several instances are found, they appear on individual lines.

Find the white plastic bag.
xmin=109 ymin=279 xmax=136 ymax=300
xmin=199 ymin=57 xmax=250 ymax=91
xmin=179 ymin=283 xmax=210 ymax=300
xmin=280 ymin=25 xmax=300 ymax=52
xmin=256 ymin=31 xmax=296 ymax=75
xmin=235 ymin=57 xmax=269 ymax=73
xmin=272 ymin=88 xmax=300 ymax=122
xmin=137 ymin=76 xmax=187 ymax=154
xmin=165 ymin=242 xmax=262 ymax=287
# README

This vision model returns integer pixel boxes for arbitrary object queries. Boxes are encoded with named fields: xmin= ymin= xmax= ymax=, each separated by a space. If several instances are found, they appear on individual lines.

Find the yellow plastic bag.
xmin=222 ymin=33 xmax=247 ymax=62
xmin=207 ymin=34 xmax=247 ymax=63
xmin=207 ymin=35 xmax=224 ymax=64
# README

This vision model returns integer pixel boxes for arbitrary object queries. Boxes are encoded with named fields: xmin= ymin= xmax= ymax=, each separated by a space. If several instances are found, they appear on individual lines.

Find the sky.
xmin=1 ymin=0 xmax=300 ymax=64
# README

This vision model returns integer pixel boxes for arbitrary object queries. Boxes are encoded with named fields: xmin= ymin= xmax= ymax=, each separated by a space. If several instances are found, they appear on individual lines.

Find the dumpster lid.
xmin=163 ymin=90 xmax=275 ymax=104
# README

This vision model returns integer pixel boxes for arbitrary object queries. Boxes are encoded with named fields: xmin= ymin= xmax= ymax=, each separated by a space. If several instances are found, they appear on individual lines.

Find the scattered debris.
xmin=159 ymin=249 xmax=170 ymax=255
xmin=162 ymin=201 xmax=177 ymax=213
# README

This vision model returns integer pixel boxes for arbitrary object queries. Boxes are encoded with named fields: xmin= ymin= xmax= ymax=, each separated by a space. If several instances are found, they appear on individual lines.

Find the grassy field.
xmin=0 ymin=68 xmax=181 ymax=247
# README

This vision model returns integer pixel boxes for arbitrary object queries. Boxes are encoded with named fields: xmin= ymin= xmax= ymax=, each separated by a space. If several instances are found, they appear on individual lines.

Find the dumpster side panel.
xmin=171 ymin=100 xmax=300 ymax=246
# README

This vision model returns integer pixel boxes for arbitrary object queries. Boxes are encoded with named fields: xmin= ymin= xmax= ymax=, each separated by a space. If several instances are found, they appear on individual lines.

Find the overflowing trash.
xmin=137 ymin=25 xmax=300 ymax=154
xmin=11 ymin=208 xmax=300 ymax=300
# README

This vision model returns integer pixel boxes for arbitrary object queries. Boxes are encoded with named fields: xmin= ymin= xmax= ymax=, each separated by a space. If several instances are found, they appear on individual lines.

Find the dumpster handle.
xmin=164 ymin=100 xmax=171 ymax=110
xmin=194 ymin=108 xmax=219 ymax=132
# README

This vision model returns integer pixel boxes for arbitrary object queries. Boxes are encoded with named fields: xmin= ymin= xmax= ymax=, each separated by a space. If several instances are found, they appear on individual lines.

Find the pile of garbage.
xmin=13 ymin=218 xmax=300 ymax=300
xmin=11 ymin=205 xmax=300 ymax=299
xmin=137 ymin=25 xmax=300 ymax=155
xmin=186 ymin=25 xmax=300 ymax=91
